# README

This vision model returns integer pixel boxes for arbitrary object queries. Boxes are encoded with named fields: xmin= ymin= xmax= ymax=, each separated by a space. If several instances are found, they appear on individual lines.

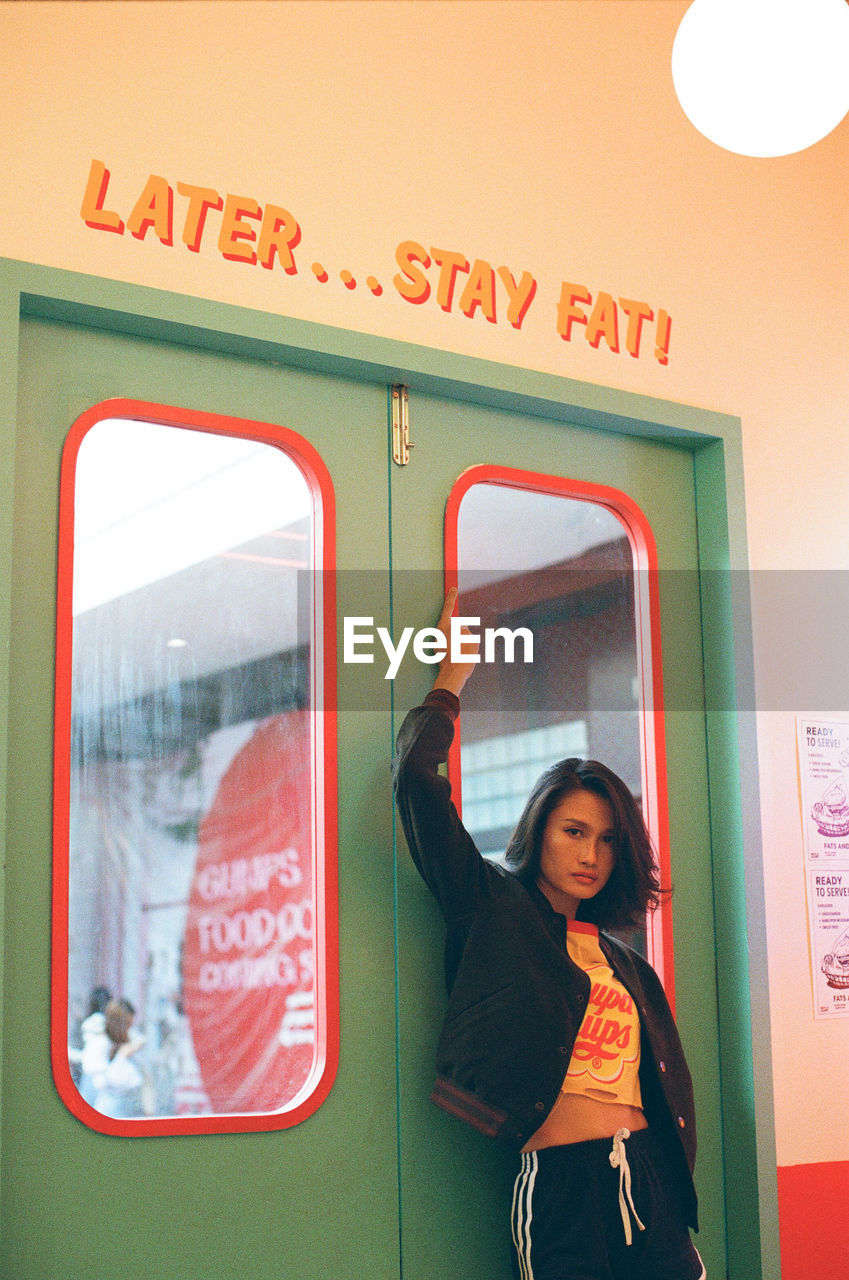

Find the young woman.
xmin=393 ymin=591 xmax=705 ymax=1280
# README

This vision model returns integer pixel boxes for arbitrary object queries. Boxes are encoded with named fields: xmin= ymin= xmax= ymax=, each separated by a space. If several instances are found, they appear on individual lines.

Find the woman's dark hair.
xmin=87 ymin=986 xmax=112 ymax=1017
xmin=104 ymin=998 xmax=136 ymax=1058
xmin=504 ymin=757 xmax=666 ymax=930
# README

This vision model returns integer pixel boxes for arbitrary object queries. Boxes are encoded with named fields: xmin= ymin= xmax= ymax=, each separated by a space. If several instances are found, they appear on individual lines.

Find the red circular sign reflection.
xmin=183 ymin=711 xmax=315 ymax=1114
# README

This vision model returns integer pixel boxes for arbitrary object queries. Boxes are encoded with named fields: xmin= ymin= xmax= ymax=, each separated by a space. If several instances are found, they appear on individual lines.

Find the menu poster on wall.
xmin=797 ymin=717 xmax=849 ymax=1017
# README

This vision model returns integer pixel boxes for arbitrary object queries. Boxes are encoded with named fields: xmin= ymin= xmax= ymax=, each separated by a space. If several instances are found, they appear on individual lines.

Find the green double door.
xmin=2 ymin=314 xmax=725 ymax=1278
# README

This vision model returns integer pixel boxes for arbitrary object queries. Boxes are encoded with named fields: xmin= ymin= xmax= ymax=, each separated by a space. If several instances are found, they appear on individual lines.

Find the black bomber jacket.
xmin=393 ymin=690 xmax=699 ymax=1230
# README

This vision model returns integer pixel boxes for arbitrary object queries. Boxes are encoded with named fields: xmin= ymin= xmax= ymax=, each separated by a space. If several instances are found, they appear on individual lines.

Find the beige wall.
xmin=3 ymin=0 xmax=848 ymax=1174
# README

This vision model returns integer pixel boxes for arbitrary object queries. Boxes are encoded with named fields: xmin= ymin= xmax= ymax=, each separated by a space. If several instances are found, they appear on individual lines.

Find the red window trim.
xmin=444 ymin=463 xmax=674 ymax=1007
xmin=52 ymin=398 xmax=339 ymax=1135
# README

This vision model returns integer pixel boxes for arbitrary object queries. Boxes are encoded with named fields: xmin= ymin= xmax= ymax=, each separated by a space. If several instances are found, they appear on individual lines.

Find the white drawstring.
xmin=608 ymin=1128 xmax=646 ymax=1246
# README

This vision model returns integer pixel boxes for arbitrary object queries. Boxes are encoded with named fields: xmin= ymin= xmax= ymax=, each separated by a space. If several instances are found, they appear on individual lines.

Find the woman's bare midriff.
xmin=521 ymin=1091 xmax=649 ymax=1152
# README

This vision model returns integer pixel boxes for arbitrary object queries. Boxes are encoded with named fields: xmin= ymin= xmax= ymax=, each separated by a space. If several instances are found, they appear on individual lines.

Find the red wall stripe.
xmin=778 ymin=1161 xmax=849 ymax=1277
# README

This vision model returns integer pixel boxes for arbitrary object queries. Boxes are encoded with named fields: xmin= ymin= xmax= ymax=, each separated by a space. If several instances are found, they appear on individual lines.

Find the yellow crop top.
xmin=561 ymin=920 xmax=643 ymax=1109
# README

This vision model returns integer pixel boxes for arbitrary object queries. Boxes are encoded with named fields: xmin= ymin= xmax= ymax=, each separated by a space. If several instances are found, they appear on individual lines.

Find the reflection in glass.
xmin=455 ymin=480 xmax=645 ymax=948
xmin=65 ymin=418 xmax=320 ymax=1120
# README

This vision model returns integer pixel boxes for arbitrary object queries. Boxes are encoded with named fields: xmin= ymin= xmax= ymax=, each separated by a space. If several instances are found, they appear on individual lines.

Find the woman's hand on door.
xmin=431 ymin=587 xmax=479 ymax=697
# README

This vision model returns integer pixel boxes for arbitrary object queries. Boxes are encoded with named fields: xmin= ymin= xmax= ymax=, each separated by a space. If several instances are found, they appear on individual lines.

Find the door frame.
xmin=0 ymin=257 xmax=778 ymax=1278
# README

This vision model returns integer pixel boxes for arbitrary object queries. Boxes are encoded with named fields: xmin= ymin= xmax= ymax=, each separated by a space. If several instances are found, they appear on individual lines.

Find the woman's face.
xmin=536 ymin=787 xmax=617 ymax=918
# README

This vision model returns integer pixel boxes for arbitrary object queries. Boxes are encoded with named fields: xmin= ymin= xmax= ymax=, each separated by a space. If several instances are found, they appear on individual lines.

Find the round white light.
xmin=672 ymin=0 xmax=849 ymax=157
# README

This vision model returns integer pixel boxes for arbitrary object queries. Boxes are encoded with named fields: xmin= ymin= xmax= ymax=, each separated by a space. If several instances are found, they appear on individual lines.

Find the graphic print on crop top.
xmin=561 ymin=920 xmax=642 ymax=1107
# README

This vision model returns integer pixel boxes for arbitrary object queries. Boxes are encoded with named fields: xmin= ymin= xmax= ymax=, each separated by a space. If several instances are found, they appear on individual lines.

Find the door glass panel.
xmin=449 ymin=468 xmax=669 ymax=964
xmin=54 ymin=407 xmax=337 ymax=1134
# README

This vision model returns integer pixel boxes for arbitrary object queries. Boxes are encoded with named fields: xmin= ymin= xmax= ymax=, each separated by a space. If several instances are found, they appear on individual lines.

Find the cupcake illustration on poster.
xmin=822 ymin=927 xmax=849 ymax=990
xmin=811 ymin=774 xmax=849 ymax=838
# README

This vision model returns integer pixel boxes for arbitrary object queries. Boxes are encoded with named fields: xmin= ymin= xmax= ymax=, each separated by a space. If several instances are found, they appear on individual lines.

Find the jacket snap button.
xmin=559 ymin=1045 xmax=569 ymax=1055
xmin=535 ymin=1101 xmax=546 ymax=1111
xmin=576 ymin=992 xmax=586 ymax=1003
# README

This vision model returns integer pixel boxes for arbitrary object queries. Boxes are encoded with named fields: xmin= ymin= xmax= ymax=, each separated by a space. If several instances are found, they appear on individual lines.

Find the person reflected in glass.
xmin=93 ymin=998 xmax=146 ymax=1119
xmin=69 ymin=985 xmax=112 ymax=1105
xmin=393 ymin=590 xmax=705 ymax=1280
